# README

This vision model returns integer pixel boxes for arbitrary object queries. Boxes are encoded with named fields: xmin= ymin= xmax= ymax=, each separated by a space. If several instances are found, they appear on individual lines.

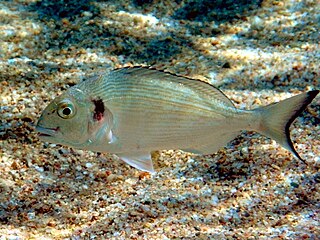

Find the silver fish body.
xmin=36 ymin=67 xmax=319 ymax=172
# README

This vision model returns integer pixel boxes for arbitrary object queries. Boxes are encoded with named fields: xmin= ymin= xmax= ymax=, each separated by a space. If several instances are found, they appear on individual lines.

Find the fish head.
xmin=36 ymin=87 xmax=104 ymax=148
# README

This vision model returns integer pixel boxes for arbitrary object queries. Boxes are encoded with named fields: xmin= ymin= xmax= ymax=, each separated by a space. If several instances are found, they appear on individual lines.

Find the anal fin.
xmin=182 ymin=132 xmax=240 ymax=155
xmin=117 ymin=152 xmax=155 ymax=173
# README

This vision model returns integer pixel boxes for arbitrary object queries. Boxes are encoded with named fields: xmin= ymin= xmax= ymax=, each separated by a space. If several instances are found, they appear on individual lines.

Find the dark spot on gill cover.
xmin=92 ymin=98 xmax=105 ymax=121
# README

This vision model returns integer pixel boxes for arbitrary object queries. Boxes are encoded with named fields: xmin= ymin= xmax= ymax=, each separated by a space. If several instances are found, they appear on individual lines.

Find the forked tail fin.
xmin=256 ymin=90 xmax=319 ymax=163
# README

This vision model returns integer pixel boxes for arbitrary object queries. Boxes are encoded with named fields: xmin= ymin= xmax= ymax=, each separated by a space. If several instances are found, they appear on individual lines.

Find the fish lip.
xmin=36 ymin=126 xmax=59 ymax=137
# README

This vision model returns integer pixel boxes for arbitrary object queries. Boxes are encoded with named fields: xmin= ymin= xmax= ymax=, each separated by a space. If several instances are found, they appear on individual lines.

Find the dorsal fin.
xmin=112 ymin=66 xmax=235 ymax=107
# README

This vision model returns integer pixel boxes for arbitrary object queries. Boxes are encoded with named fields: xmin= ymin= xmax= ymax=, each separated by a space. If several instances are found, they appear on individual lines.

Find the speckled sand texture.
xmin=0 ymin=0 xmax=319 ymax=239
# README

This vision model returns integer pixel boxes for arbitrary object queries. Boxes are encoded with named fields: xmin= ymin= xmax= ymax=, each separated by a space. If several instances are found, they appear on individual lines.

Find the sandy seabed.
xmin=0 ymin=0 xmax=319 ymax=239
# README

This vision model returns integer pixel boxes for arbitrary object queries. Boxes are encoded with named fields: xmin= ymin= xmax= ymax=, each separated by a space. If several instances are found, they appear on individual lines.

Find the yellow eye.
xmin=57 ymin=100 xmax=76 ymax=119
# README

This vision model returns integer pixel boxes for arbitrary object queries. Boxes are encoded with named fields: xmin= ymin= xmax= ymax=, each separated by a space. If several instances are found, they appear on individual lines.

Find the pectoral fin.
xmin=106 ymin=129 xmax=117 ymax=144
xmin=118 ymin=153 xmax=155 ymax=173
xmin=93 ymin=120 xmax=117 ymax=145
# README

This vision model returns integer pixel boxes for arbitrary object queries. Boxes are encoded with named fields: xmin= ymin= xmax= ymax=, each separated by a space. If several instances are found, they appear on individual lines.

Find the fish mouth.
xmin=36 ymin=126 xmax=59 ymax=137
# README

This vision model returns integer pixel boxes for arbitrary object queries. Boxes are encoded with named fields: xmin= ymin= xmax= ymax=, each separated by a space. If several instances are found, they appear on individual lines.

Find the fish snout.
xmin=36 ymin=126 xmax=60 ymax=138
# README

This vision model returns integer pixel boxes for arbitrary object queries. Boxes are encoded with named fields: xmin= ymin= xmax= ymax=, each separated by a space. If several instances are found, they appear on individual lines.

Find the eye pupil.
xmin=62 ymin=107 xmax=71 ymax=116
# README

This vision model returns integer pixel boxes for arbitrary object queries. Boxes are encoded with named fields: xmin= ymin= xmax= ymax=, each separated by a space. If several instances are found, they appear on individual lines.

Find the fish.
xmin=36 ymin=67 xmax=319 ymax=173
